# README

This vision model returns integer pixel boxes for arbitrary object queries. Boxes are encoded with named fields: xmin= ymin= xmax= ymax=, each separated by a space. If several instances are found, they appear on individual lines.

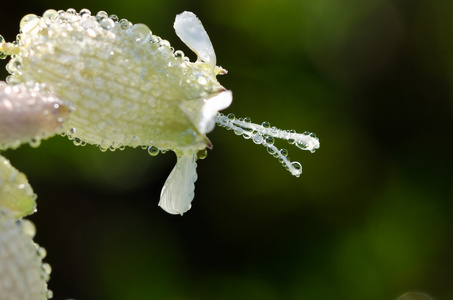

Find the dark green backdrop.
xmin=1 ymin=0 xmax=452 ymax=299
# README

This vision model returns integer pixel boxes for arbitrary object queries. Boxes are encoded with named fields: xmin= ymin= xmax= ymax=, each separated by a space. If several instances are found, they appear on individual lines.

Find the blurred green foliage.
xmin=1 ymin=0 xmax=452 ymax=299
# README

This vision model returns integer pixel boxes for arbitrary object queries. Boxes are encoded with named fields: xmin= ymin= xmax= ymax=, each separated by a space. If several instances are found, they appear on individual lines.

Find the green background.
xmin=1 ymin=0 xmax=452 ymax=299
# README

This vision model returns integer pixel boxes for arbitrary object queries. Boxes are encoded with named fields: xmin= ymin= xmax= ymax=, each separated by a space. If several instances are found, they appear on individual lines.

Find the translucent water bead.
xmin=127 ymin=24 xmax=152 ymax=43
xmin=147 ymin=146 xmax=159 ymax=156
xmin=216 ymin=113 xmax=320 ymax=177
xmin=19 ymin=14 xmax=41 ymax=34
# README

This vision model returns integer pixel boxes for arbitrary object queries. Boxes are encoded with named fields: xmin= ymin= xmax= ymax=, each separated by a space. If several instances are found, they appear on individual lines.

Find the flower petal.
xmin=159 ymin=153 xmax=197 ymax=215
xmin=180 ymin=90 xmax=233 ymax=135
xmin=174 ymin=11 xmax=216 ymax=70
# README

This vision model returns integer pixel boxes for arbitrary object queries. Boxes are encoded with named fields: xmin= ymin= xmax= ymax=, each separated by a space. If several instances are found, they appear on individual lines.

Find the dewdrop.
xmin=0 ymin=9 xmax=320 ymax=215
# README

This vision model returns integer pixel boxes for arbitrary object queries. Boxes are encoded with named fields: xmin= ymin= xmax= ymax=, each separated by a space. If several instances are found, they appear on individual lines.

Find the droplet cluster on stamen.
xmin=216 ymin=113 xmax=320 ymax=177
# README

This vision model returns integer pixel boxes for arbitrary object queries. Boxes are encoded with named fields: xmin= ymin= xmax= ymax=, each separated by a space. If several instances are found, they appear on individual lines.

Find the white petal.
xmin=199 ymin=90 xmax=232 ymax=134
xmin=174 ymin=11 xmax=216 ymax=69
xmin=179 ymin=90 xmax=232 ymax=135
xmin=159 ymin=153 xmax=198 ymax=215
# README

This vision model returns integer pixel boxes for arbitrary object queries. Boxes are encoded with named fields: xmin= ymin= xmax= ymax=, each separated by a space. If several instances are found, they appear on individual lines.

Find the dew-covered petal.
xmin=0 ymin=81 xmax=71 ymax=150
xmin=174 ymin=11 xmax=216 ymax=70
xmin=0 ymin=209 xmax=51 ymax=300
xmin=4 ymin=10 xmax=230 ymax=153
xmin=159 ymin=153 xmax=197 ymax=215
xmin=0 ymin=154 xmax=36 ymax=218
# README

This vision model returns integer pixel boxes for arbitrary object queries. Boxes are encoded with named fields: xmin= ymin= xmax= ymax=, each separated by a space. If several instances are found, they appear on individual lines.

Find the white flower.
xmin=0 ymin=9 xmax=319 ymax=215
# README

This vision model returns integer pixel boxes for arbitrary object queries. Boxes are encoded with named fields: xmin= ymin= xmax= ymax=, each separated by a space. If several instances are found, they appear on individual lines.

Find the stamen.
xmin=216 ymin=113 xmax=320 ymax=177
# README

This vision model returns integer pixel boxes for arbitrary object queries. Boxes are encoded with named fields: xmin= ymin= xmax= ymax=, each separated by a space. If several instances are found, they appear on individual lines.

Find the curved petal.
xmin=174 ymin=11 xmax=216 ymax=70
xmin=180 ymin=90 xmax=232 ymax=135
xmin=159 ymin=153 xmax=198 ymax=215
xmin=199 ymin=90 xmax=232 ymax=134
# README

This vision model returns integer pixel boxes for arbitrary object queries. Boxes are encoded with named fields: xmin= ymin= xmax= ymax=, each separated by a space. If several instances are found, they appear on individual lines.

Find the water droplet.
xmin=109 ymin=14 xmax=119 ymax=22
xmin=100 ymin=18 xmax=115 ymax=30
xmin=147 ymin=146 xmax=159 ymax=156
xmin=296 ymin=142 xmax=307 ymax=149
xmin=252 ymin=134 xmax=264 ymax=144
xmin=150 ymin=35 xmax=161 ymax=44
xmin=243 ymin=117 xmax=251 ymax=123
xmin=243 ymin=133 xmax=252 ymax=139
xmin=291 ymin=162 xmax=302 ymax=171
xmin=46 ymin=290 xmax=53 ymax=299
xmin=119 ymin=19 xmax=131 ymax=30
xmin=265 ymin=136 xmax=275 ymax=145
xmin=69 ymin=127 xmax=76 ymax=135
xmin=309 ymin=132 xmax=317 ymax=138
xmin=20 ymin=220 xmax=36 ymax=238
xmin=261 ymin=121 xmax=271 ymax=128
xmin=37 ymin=246 xmax=47 ymax=259
xmin=41 ymin=263 xmax=52 ymax=281
xmin=128 ymin=24 xmax=152 ymax=43
xmin=79 ymin=8 xmax=91 ymax=16
xmin=174 ymin=50 xmax=185 ymax=59
xmin=280 ymin=148 xmax=288 ymax=157
xmin=96 ymin=11 xmax=108 ymax=21
xmin=73 ymin=137 xmax=83 ymax=146
xmin=288 ymin=129 xmax=296 ymax=144
xmin=29 ymin=138 xmax=41 ymax=148
xmin=267 ymin=147 xmax=276 ymax=155
xmin=66 ymin=8 xmax=77 ymax=15
xmin=42 ymin=263 xmax=52 ymax=276
xmin=159 ymin=39 xmax=171 ymax=48
xmin=197 ymin=149 xmax=208 ymax=160
xmin=6 ymin=59 xmax=21 ymax=73
xmin=20 ymin=14 xmax=39 ymax=33
xmin=43 ymin=9 xmax=59 ymax=23
xmin=227 ymin=113 xmax=235 ymax=120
